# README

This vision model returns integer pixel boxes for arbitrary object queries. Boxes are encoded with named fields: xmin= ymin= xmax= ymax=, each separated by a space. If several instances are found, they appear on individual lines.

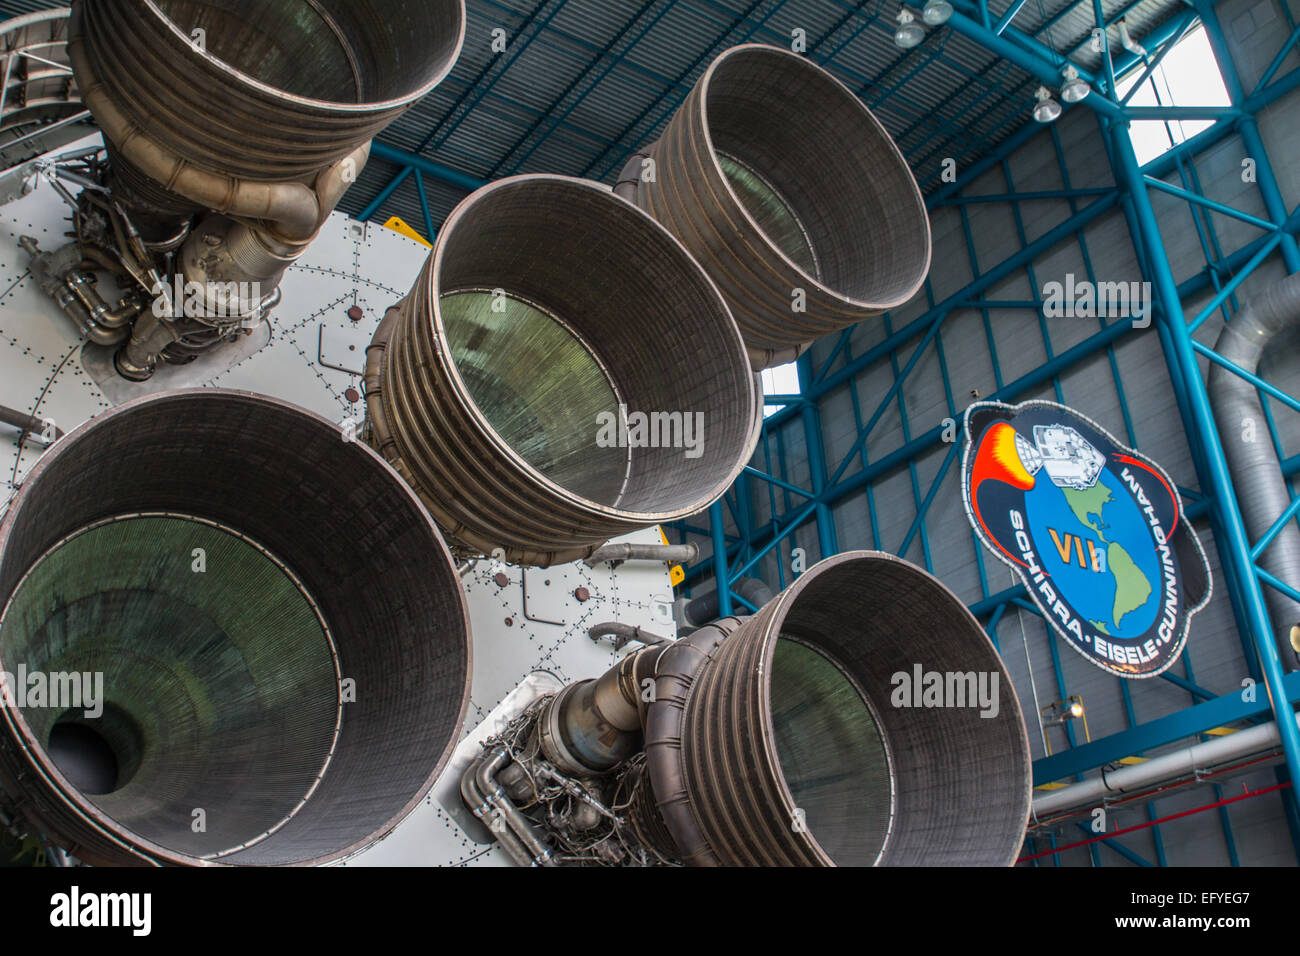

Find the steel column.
xmin=1107 ymin=119 xmax=1300 ymax=816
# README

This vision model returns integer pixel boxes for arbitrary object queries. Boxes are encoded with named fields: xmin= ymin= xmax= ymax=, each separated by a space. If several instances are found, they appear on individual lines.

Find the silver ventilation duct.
xmin=1032 ymin=711 xmax=1300 ymax=819
xmin=468 ymin=552 xmax=1032 ymax=866
xmin=365 ymin=174 xmax=760 ymax=567
xmin=0 ymin=391 xmax=472 ymax=866
xmin=619 ymin=45 xmax=933 ymax=370
xmin=673 ymin=575 xmax=773 ymax=635
xmin=1209 ymin=272 xmax=1300 ymax=669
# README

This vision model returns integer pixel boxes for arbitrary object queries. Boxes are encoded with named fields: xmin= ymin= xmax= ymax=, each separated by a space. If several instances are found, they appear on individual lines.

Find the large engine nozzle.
xmin=63 ymin=0 xmax=466 ymax=380
xmin=365 ymin=174 xmax=760 ymax=566
xmin=70 ymin=0 xmax=464 ymax=187
xmin=0 ymin=391 xmax=472 ymax=866
xmin=638 ymin=552 xmax=1030 ymax=866
xmin=628 ymin=45 xmax=932 ymax=369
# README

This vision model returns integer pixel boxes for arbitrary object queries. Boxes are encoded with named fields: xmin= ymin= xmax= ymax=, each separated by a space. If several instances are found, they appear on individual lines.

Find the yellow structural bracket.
xmin=657 ymin=526 xmax=685 ymax=587
xmin=382 ymin=216 xmax=433 ymax=248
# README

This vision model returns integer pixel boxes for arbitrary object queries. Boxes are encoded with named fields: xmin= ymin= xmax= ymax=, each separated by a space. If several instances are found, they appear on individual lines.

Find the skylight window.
xmin=761 ymin=360 xmax=801 ymax=418
xmin=1116 ymin=25 xmax=1232 ymax=165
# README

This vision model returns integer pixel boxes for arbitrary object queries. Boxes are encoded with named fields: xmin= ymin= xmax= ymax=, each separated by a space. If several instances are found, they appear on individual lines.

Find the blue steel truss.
xmin=675 ymin=0 xmax=1300 ymax=865
xmin=354 ymin=0 xmax=1167 ymax=232
xmin=351 ymin=0 xmax=1300 ymax=865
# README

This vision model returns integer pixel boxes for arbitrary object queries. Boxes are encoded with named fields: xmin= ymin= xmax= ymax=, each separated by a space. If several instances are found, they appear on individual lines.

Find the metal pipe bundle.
xmin=0 ymin=391 xmax=471 ymax=866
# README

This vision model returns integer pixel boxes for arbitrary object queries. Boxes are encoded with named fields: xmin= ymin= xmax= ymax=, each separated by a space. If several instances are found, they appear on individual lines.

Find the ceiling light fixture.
xmin=921 ymin=0 xmax=954 ymax=26
xmin=1032 ymin=85 xmax=1062 ymax=123
xmin=895 ymin=9 xmax=925 ymax=49
xmin=1060 ymin=63 xmax=1090 ymax=103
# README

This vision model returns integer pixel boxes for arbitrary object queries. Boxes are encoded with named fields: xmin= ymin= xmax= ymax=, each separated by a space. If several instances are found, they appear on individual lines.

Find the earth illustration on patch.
xmin=1025 ymin=469 xmax=1160 ymax=640
xmin=961 ymin=401 xmax=1212 ymax=678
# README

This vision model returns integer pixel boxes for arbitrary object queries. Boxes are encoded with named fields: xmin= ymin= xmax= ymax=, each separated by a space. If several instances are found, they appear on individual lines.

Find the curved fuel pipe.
xmin=583 ymin=542 xmax=699 ymax=567
xmin=0 ymin=404 xmax=62 ymax=440
xmin=459 ymin=750 xmax=545 ymax=868
xmin=462 ymin=748 xmax=553 ymax=866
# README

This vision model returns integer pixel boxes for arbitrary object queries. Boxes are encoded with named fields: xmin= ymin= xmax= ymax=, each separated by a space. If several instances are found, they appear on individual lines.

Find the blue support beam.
xmin=359 ymin=0 xmax=567 ymax=216
xmin=369 ymin=141 xmax=488 ymax=196
xmin=1107 ymin=117 xmax=1300 ymax=818
xmin=1035 ymin=671 xmax=1300 ymax=785
xmin=413 ymin=171 xmax=436 ymax=243
xmin=994 ymin=0 xmax=1032 ymax=36
xmin=799 ymin=354 xmax=839 ymax=561
xmin=1120 ymin=10 xmax=1198 ymax=105
xmin=1077 ymin=823 xmax=1157 ymax=867
xmin=1252 ymin=21 xmax=1300 ymax=96
xmin=945 ymin=12 xmax=1125 ymax=119
xmin=1193 ymin=0 xmax=1300 ymax=274
xmin=1142 ymin=175 xmax=1280 ymax=232
xmin=358 ymin=165 xmax=413 ymax=222
xmin=492 ymin=0 xmax=668 ymax=178
xmin=709 ymin=500 xmax=733 ymax=617
xmin=1125 ymin=105 xmax=1241 ymax=120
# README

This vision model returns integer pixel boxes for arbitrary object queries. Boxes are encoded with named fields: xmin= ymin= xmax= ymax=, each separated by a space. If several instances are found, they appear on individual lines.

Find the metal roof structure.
xmin=0 ymin=0 xmax=1186 ymax=234
xmin=349 ymin=0 xmax=1187 ymax=233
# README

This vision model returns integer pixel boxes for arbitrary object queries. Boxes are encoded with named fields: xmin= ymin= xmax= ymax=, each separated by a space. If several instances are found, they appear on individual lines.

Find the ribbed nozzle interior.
xmin=705 ymin=48 xmax=931 ymax=306
xmin=772 ymin=554 xmax=1032 ymax=865
xmin=433 ymin=178 xmax=755 ymax=515
xmin=678 ymin=552 xmax=1030 ymax=866
xmin=151 ymin=0 xmax=461 ymax=104
xmin=376 ymin=175 xmax=758 ymax=563
xmin=4 ymin=515 xmax=338 ymax=859
xmin=0 ymin=391 xmax=471 ymax=865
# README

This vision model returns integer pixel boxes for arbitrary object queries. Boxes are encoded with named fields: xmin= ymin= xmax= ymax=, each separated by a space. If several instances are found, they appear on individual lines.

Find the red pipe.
xmin=1017 ymin=780 xmax=1293 ymax=863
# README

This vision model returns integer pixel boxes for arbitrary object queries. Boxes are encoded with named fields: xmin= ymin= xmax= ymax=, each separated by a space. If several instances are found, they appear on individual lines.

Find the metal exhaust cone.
xmin=69 ymin=0 xmax=466 ymax=182
xmin=634 ymin=45 xmax=933 ymax=369
xmin=0 ymin=390 xmax=472 ymax=866
xmin=642 ymin=552 xmax=1031 ymax=866
xmin=366 ymin=174 xmax=760 ymax=566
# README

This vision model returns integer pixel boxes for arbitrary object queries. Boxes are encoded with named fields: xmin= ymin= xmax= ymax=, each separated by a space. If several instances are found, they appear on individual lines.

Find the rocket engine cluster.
xmin=0 ymin=1 xmax=1030 ymax=867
